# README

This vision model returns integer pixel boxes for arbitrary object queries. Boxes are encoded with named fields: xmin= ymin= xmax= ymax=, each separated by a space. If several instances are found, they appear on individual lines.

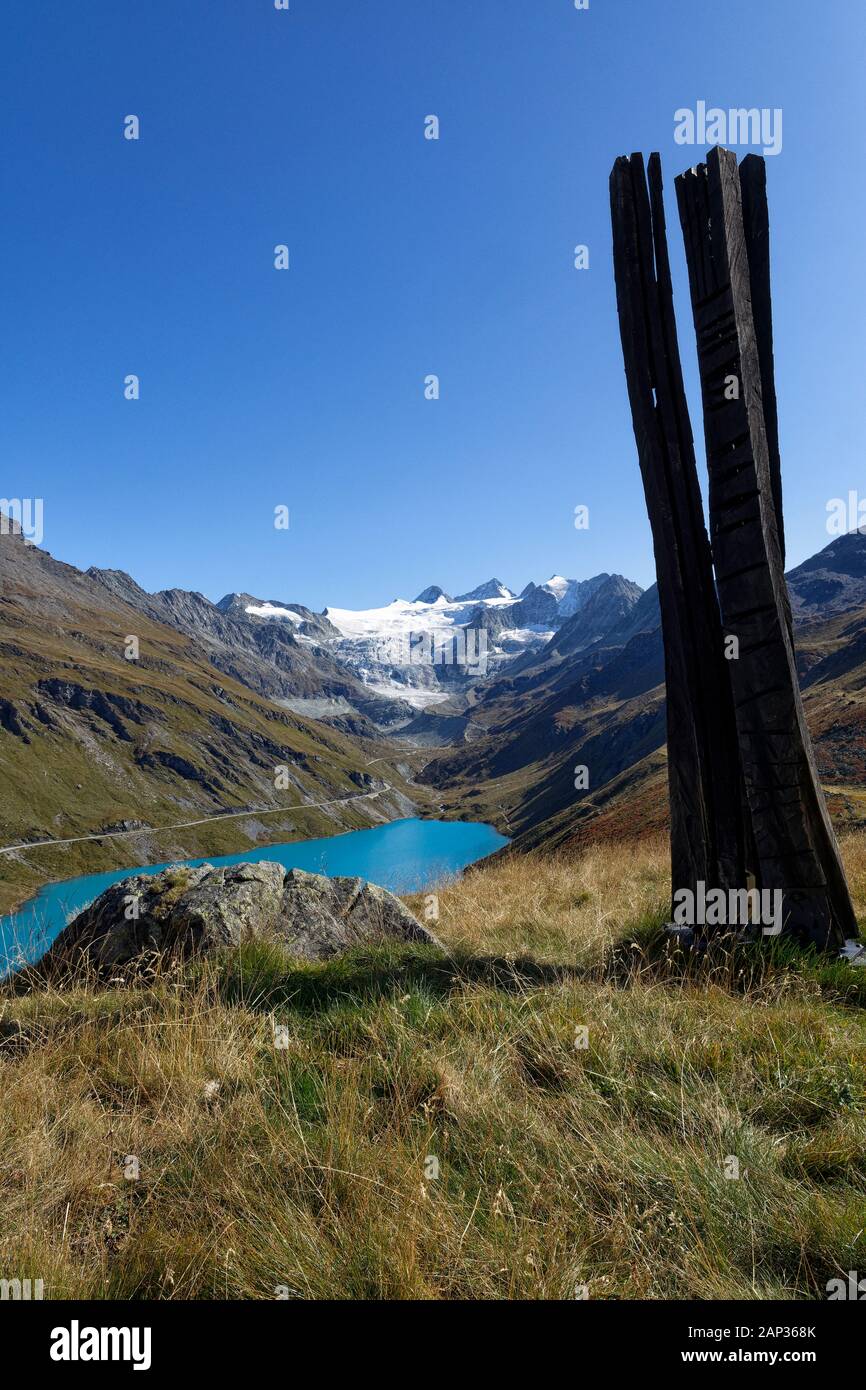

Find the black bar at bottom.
xmin=1 ymin=1296 xmax=860 ymax=1374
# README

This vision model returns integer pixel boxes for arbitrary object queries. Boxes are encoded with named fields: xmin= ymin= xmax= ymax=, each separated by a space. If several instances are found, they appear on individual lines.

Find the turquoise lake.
xmin=0 ymin=817 xmax=508 ymax=972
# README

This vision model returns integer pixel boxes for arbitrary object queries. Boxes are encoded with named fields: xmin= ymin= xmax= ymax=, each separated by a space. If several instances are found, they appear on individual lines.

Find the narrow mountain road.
xmin=0 ymin=787 xmax=389 ymax=857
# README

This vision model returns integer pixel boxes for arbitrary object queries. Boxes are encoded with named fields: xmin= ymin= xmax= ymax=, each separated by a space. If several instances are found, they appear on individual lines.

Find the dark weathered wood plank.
xmin=675 ymin=147 xmax=855 ymax=947
xmin=610 ymin=153 xmax=745 ymax=914
xmin=739 ymin=155 xmax=784 ymax=567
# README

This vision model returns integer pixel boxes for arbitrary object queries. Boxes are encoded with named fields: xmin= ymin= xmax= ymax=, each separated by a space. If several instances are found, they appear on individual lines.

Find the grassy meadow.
xmin=1 ymin=835 xmax=865 ymax=1300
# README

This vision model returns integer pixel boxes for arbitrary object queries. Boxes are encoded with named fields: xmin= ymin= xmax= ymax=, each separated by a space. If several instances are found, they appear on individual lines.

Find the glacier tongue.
xmin=231 ymin=571 xmax=639 ymax=707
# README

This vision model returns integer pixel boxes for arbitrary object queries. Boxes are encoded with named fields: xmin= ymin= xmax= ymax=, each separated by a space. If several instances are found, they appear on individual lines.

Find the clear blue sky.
xmin=1 ymin=1 xmax=863 ymax=610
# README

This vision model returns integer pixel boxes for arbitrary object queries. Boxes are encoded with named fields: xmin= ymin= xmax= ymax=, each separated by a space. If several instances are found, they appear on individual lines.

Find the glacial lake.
xmin=0 ymin=817 xmax=508 ymax=972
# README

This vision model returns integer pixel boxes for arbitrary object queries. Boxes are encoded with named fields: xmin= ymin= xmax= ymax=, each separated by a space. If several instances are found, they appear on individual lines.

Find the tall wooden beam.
xmin=675 ymin=147 xmax=855 ymax=948
xmin=610 ymin=153 xmax=746 ymax=913
xmin=739 ymin=155 xmax=785 ymax=568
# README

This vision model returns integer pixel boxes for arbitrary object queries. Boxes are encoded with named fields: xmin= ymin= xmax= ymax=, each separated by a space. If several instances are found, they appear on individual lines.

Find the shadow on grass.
xmin=6 ymin=909 xmax=863 ymax=1015
xmin=208 ymin=939 xmax=587 ymax=1015
xmin=209 ymin=919 xmax=866 ymax=1020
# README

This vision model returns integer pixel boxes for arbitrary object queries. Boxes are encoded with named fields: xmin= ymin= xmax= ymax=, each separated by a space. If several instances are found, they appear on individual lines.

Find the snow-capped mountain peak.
xmin=414 ymin=585 xmax=453 ymax=604
xmin=542 ymin=574 xmax=569 ymax=597
xmin=216 ymin=591 xmax=339 ymax=643
xmin=245 ymin=602 xmax=303 ymax=625
xmin=453 ymin=578 xmax=516 ymax=603
xmin=538 ymin=573 xmax=611 ymax=618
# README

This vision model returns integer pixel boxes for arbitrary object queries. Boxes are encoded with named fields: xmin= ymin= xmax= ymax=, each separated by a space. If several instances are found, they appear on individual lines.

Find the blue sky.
xmin=1 ymin=1 xmax=863 ymax=610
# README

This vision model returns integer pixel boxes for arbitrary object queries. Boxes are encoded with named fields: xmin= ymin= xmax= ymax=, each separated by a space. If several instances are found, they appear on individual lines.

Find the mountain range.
xmin=212 ymin=569 xmax=641 ymax=718
xmin=3 ymin=514 xmax=866 ymax=913
xmin=0 ymin=521 xmax=416 ymax=913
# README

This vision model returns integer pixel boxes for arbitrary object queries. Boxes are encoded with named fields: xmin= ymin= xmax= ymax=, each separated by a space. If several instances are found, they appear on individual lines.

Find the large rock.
xmin=45 ymin=861 xmax=439 ymax=974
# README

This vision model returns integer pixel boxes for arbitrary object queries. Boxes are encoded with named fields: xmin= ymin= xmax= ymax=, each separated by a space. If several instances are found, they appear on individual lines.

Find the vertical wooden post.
xmin=675 ymin=147 xmax=855 ymax=948
xmin=739 ymin=155 xmax=785 ymax=568
xmin=610 ymin=153 xmax=746 ymax=915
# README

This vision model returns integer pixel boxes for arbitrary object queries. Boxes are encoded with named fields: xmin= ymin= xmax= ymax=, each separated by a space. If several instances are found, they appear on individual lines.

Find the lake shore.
xmin=1 ymin=817 xmax=508 ymax=971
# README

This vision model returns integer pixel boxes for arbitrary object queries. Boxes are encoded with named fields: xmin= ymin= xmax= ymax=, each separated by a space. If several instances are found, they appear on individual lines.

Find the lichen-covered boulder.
xmin=44 ymin=860 xmax=439 ymax=975
xmin=276 ymin=868 xmax=433 ymax=960
xmin=170 ymin=861 xmax=287 ymax=949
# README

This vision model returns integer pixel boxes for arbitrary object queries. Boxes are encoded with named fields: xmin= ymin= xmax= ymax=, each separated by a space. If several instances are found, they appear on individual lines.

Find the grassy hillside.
xmin=0 ymin=527 xmax=423 ymax=914
xmin=1 ymin=835 xmax=864 ymax=1300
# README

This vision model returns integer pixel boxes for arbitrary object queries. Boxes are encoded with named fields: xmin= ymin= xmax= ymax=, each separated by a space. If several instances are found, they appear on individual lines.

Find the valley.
xmin=0 ymin=520 xmax=423 ymax=914
xmin=3 ymin=511 xmax=866 ymax=920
